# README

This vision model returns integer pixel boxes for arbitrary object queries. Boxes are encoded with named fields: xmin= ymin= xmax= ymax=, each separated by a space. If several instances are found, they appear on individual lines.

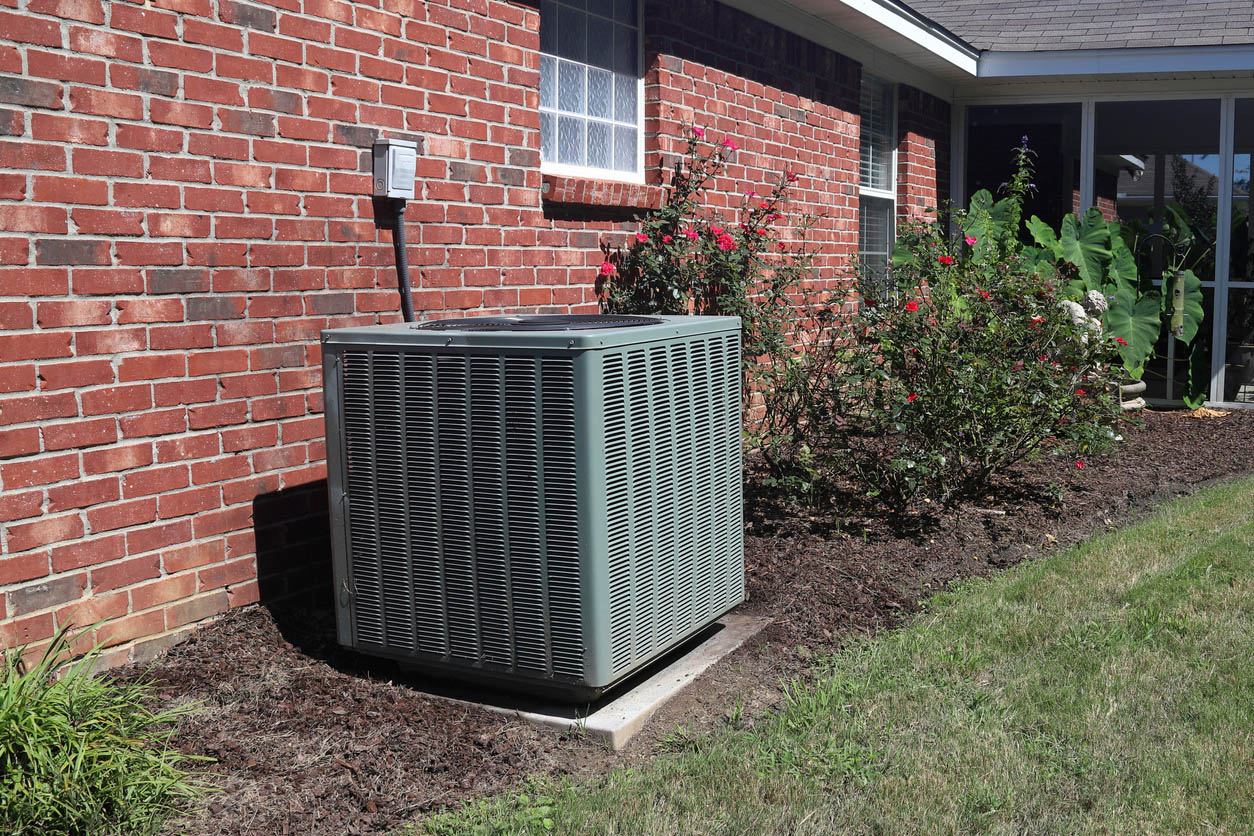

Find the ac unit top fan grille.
xmin=412 ymin=314 xmax=662 ymax=332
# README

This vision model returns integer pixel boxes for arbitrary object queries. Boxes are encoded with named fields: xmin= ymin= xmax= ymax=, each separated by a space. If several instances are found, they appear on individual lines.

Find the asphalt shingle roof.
xmin=902 ymin=0 xmax=1254 ymax=52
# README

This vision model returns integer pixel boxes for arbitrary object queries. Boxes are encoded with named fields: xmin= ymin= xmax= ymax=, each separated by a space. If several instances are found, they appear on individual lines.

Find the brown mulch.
xmin=121 ymin=409 xmax=1254 ymax=836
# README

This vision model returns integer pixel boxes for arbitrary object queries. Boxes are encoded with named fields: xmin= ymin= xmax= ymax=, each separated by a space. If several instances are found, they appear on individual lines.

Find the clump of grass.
xmin=0 ymin=627 xmax=208 ymax=836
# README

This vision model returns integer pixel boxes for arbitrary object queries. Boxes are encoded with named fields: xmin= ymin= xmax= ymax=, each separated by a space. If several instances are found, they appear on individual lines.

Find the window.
xmin=858 ymin=74 xmax=896 ymax=298
xmin=539 ymin=0 xmax=642 ymax=180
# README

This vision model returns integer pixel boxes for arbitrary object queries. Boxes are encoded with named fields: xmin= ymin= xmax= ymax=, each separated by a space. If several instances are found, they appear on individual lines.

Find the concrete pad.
xmin=435 ymin=615 xmax=770 ymax=750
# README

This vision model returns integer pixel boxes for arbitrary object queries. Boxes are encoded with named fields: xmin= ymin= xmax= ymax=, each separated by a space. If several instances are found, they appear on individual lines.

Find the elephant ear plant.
xmin=1026 ymin=197 xmax=1209 ymax=406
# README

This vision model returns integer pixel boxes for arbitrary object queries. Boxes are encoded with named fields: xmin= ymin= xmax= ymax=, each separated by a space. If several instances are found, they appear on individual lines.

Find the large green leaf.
xmin=1026 ymin=215 xmax=1061 ymax=257
xmin=1183 ymin=337 xmax=1211 ymax=408
xmin=1107 ymin=284 xmax=1162 ymax=378
xmin=1106 ymin=224 xmax=1138 ymax=295
xmin=1058 ymin=208 xmax=1111 ymax=293
xmin=1169 ymin=268 xmax=1205 ymax=346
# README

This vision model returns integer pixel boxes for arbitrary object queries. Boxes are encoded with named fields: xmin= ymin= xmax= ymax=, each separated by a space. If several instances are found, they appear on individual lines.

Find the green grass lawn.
xmin=418 ymin=476 xmax=1254 ymax=836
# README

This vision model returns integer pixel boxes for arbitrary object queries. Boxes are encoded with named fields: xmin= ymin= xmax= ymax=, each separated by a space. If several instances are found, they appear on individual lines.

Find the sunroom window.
xmin=539 ymin=0 xmax=642 ymax=180
xmin=859 ymin=74 xmax=896 ymax=298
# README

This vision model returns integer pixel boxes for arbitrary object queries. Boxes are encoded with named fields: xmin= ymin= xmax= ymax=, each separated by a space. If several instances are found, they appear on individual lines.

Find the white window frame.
xmin=539 ymin=1 xmax=645 ymax=184
xmin=859 ymin=75 xmax=898 ymax=287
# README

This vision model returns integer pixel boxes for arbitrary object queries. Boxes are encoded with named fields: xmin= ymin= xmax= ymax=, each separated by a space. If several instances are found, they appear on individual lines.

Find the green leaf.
xmin=1107 ymin=284 xmax=1162 ymax=378
xmin=1169 ymin=268 xmax=1205 ymax=346
xmin=1106 ymin=225 xmax=1138 ymax=295
xmin=1026 ymin=216 xmax=1061 ymax=257
xmin=1183 ymin=338 xmax=1211 ymax=408
xmin=891 ymin=237 xmax=918 ymax=268
xmin=1058 ymin=208 xmax=1111 ymax=293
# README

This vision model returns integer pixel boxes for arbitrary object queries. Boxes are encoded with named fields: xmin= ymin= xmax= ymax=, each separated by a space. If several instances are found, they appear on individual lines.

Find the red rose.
xmin=905 ymin=300 xmax=919 ymax=312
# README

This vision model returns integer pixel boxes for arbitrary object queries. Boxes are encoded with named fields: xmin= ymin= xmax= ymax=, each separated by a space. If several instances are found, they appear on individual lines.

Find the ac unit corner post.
xmin=320 ymin=315 xmax=745 ymax=702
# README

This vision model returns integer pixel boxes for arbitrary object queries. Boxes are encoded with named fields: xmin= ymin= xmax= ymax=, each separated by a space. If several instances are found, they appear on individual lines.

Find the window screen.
xmin=860 ymin=76 xmax=894 ymax=192
xmin=539 ymin=0 xmax=640 ymax=175
xmin=859 ymin=195 xmax=894 ymax=298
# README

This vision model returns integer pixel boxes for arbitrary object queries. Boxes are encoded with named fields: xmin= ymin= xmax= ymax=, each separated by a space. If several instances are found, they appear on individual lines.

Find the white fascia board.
xmin=714 ymin=0 xmax=963 ymax=101
xmin=980 ymin=44 xmax=1254 ymax=78
xmin=834 ymin=0 xmax=978 ymax=76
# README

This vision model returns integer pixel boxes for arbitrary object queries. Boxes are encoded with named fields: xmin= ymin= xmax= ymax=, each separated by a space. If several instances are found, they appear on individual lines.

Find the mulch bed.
xmin=122 ymin=409 xmax=1254 ymax=836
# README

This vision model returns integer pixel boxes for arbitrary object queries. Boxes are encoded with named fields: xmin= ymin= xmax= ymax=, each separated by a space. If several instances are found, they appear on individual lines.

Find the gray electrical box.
xmin=321 ymin=314 xmax=745 ymax=700
xmin=372 ymin=138 xmax=417 ymax=200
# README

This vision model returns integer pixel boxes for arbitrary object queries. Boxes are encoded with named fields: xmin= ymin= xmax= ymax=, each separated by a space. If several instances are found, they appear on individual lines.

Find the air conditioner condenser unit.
xmin=321 ymin=314 xmax=744 ymax=701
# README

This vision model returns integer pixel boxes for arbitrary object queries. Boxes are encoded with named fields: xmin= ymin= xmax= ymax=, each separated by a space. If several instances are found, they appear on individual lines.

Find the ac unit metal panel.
xmin=322 ymin=315 xmax=743 ymax=701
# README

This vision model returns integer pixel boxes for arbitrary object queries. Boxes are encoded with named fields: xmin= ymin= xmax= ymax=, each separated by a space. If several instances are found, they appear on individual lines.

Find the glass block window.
xmin=539 ymin=0 xmax=641 ymax=177
xmin=859 ymin=74 xmax=896 ymax=298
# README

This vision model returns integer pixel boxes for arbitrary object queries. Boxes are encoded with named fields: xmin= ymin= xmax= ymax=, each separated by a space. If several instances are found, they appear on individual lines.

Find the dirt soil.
xmin=122 ymin=409 xmax=1254 ymax=836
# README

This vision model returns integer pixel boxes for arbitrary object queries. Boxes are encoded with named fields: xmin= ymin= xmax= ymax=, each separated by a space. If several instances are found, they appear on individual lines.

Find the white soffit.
xmin=715 ymin=0 xmax=976 ymax=99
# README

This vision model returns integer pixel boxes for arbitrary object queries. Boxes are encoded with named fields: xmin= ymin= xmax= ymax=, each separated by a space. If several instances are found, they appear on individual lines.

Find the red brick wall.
xmin=896 ymin=85 xmax=950 ymax=220
xmin=0 ymin=0 xmax=946 ymax=663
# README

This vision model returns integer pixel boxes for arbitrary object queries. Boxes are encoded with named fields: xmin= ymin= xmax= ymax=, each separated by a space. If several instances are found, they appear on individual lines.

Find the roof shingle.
xmin=902 ymin=0 xmax=1254 ymax=51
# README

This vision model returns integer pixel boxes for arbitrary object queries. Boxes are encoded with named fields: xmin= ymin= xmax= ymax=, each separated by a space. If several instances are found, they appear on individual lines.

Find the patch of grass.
xmin=0 ymin=627 xmax=209 ymax=836
xmin=414 ymin=475 xmax=1254 ymax=835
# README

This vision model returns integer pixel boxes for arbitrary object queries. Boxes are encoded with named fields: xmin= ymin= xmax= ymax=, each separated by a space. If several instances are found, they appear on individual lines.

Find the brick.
xmin=86 ymin=497 xmax=158 ymax=532
xmin=130 ymin=572 xmax=197 ymax=611
xmin=0 ymin=12 xmax=64 ymax=47
xmin=154 ymin=378 xmax=215 ymax=406
xmin=0 ymin=206 xmax=68 ymax=233
xmin=114 ymin=182 xmax=180 ymax=209
xmin=0 ymin=489 xmax=42 ymax=523
xmin=155 ymin=432 xmax=220 ymax=462
xmin=121 ymin=464 xmax=188 ymax=498
xmin=149 ymin=324 xmax=214 ymax=350
xmin=158 ymin=486 xmax=220 ymax=518
xmin=115 ymin=241 xmax=184 ymax=266
xmin=165 ymin=590 xmax=230 ymax=628
xmin=162 ymin=539 xmax=225 ymax=572
xmin=111 ymin=4 xmax=178 ymax=38
xmin=221 ymin=0 xmax=276 ymax=31
xmin=82 ymin=443 xmax=153 ymax=475
xmin=150 ymin=99 xmax=214 ymax=129
xmin=120 ymin=407 xmax=187 ymax=438
xmin=148 ymin=41 xmax=213 ymax=72
xmin=69 ymin=87 xmax=142 ymax=119
xmin=148 ymin=213 xmax=211 ymax=238
xmin=189 ymin=349 xmax=250 ymax=376
xmin=38 ymin=359 xmax=114 ymax=390
xmin=72 ymin=208 xmax=145 ymax=236
xmin=0 ymin=426 xmax=40 ymax=459
xmin=2 ymin=451 xmax=77 ymax=488
xmin=96 ymin=609 xmax=165 ymax=648
xmin=191 ymin=453 xmax=250 ymax=484
xmin=0 ymin=174 xmax=23 ymax=200
xmin=27 ymin=50 xmax=106 ymax=85
xmin=82 ymin=384 xmax=152 ymax=416
xmin=0 ymin=76 xmax=62 ymax=109
xmin=90 ymin=554 xmax=160 ymax=592
xmin=109 ymin=66 xmax=178 ymax=96
xmin=73 ymin=268 xmax=144 ymax=295
xmin=36 ymin=238 xmax=109 ymax=265
xmin=118 ymin=353 xmax=186 ymax=381
xmin=31 ymin=113 xmax=108 ymax=145
xmin=187 ymin=296 xmax=246 ymax=320
xmin=73 ymin=148 xmax=142 ymax=177
xmin=0 ymin=140 xmax=65 ymax=171
xmin=42 ymin=418 xmax=118 ymax=451
xmin=47 ymin=476 xmax=119 ymax=511
xmin=0 ymin=391 xmax=77 ymax=428
xmin=185 ymin=76 xmax=242 ymax=106
xmin=117 ymin=124 xmax=183 ymax=152
xmin=6 ymin=514 xmax=83 ymax=554
xmin=55 ymin=590 xmax=127 ymax=633
xmin=6 ymin=574 xmax=86 ymax=617
xmin=184 ymin=19 xmax=243 ymax=51
xmin=116 ymin=298 xmax=184 ymax=324
xmin=36 ymin=299 xmax=111 ymax=327
xmin=0 ymin=551 xmax=49 ymax=585
xmin=77 ymin=327 xmax=147 ymax=355
xmin=188 ymin=401 xmax=248 ymax=430
xmin=69 ymin=27 xmax=142 ymax=61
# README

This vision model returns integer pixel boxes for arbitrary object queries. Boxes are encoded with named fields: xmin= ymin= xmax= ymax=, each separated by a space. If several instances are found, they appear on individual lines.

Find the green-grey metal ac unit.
xmin=321 ymin=314 xmax=744 ymax=701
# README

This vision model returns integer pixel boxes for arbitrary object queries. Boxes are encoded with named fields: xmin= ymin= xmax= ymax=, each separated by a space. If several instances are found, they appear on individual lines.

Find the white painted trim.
xmin=713 ymin=0 xmax=959 ymax=101
xmin=1213 ymin=96 xmax=1237 ymax=402
xmin=540 ymin=160 xmax=646 ymax=184
xmin=954 ymin=77 xmax=1254 ymax=105
xmin=980 ymin=44 xmax=1254 ymax=79
xmin=834 ymin=0 xmax=978 ymax=75
xmin=1079 ymin=100 xmax=1095 ymax=211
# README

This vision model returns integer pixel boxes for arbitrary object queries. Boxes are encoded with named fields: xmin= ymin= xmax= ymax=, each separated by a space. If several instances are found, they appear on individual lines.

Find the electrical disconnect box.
xmin=372 ymin=138 xmax=417 ymax=200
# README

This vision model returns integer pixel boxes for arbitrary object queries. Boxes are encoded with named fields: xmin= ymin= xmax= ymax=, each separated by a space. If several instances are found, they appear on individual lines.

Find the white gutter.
xmin=979 ymin=43 xmax=1254 ymax=78
xmin=836 ymin=0 xmax=979 ymax=76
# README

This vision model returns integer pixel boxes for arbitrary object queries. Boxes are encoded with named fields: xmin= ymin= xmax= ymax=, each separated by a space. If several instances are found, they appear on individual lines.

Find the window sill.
xmin=541 ymin=173 xmax=663 ymax=210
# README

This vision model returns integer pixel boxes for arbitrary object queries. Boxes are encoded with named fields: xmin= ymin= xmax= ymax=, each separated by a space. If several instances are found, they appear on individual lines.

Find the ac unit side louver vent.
xmin=323 ymin=315 xmax=743 ymax=701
